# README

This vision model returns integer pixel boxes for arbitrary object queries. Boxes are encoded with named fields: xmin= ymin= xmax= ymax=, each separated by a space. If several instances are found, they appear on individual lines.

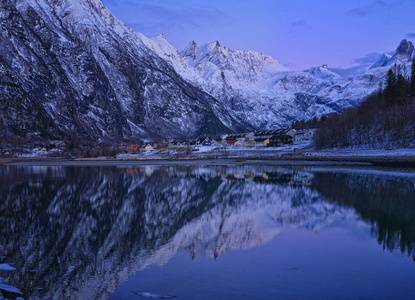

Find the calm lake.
xmin=1 ymin=163 xmax=415 ymax=300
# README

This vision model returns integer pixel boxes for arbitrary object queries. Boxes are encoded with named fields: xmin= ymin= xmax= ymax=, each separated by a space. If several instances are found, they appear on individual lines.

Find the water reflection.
xmin=0 ymin=165 xmax=414 ymax=299
xmin=313 ymin=171 xmax=415 ymax=257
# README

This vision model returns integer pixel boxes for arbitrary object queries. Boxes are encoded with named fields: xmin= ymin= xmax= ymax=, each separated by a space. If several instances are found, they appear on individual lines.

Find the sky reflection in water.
xmin=0 ymin=164 xmax=414 ymax=300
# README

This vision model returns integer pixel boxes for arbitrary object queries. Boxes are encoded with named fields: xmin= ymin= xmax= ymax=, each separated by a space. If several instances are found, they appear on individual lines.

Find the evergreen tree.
xmin=410 ymin=59 xmax=415 ymax=97
xmin=385 ymin=69 xmax=396 ymax=103
xmin=395 ymin=72 xmax=408 ymax=104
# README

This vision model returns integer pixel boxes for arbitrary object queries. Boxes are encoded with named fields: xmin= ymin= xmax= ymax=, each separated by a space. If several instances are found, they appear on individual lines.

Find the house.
xmin=268 ymin=135 xmax=293 ymax=147
xmin=253 ymin=138 xmax=270 ymax=147
xmin=212 ymin=138 xmax=222 ymax=145
xmin=226 ymin=140 xmax=238 ymax=146
xmin=255 ymin=128 xmax=296 ymax=139
xmin=294 ymin=130 xmax=315 ymax=143
xmin=168 ymin=141 xmax=179 ymax=148
xmin=246 ymin=140 xmax=256 ymax=147
xmin=142 ymin=144 xmax=154 ymax=152
xmin=284 ymin=129 xmax=297 ymax=138
xmin=126 ymin=144 xmax=140 ymax=154
xmin=226 ymin=140 xmax=244 ymax=147
xmin=35 ymin=147 xmax=47 ymax=154
xmin=201 ymin=138 xmax=212 ymax=146
xmin=226 ymin=133 xmax=246 ymax=141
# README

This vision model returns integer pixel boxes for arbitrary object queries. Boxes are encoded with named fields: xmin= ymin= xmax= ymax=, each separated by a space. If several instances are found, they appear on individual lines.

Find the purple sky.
xmin=102 ymin=0 xmax=415 ymax=76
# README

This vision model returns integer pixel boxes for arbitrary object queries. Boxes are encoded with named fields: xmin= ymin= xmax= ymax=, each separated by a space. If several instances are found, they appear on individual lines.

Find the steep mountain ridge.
xmin=0 ymin=0 xmax=243 ymax=144
xmin=371 ymin=39 xmax=415 ymax=69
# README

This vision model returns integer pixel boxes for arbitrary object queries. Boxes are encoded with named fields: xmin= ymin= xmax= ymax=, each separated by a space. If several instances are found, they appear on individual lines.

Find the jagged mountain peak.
xmin=181 ymin=40 xmax=198 ymax=59
xmin=153 ymin=33 xmax=168 ymax=42
xmin=181 ymin=40 xmax=288 ymax=73
xmin=212 ymin=40 xmax=221 ymax=48
xmin=305 ymin=64 xmax=340 ymax=80
xmin=395 ymin=39 xmax=414 ymax=56
xmin=370 ymin=39 xmax=414 ymax=69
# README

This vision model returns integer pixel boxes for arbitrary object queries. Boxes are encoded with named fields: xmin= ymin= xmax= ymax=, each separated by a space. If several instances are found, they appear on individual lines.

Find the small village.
xmin=125 ymin=128 xmax=316 ymax=154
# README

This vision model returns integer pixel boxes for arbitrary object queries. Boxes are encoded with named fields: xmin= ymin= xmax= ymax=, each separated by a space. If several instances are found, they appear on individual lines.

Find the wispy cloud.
xmin=353 ymin=52 xmax=386 ymax=65
xmin=289 ymin=19 xmax=307 ymax=33
xmin=292 ymin=19 xmax=306 ymax=28
xmin=406 ymin=32 xmax=415 ymax=38
xmin=348 ymin=7 xmax=370 ymax=16
xmin=347 ymin=0 xmax=396 ymax=17
xmin=331 ymin=51 xmax=392 ymax=77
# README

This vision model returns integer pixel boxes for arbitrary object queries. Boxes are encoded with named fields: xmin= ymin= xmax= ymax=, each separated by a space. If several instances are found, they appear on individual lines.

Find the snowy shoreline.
xmin=1 ymin=148 xmax=415 ymax=167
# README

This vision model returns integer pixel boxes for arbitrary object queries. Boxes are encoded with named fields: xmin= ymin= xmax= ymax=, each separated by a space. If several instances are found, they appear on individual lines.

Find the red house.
xmin=126 ymin=144 xmax=140 ymax=154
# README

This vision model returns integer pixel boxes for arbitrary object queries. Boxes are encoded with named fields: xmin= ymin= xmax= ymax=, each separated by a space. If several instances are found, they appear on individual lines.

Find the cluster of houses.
xmin=125 ymin=128 xmax=316 ymax=154
xmin=170 ymin=128 xmax=316 ymax=148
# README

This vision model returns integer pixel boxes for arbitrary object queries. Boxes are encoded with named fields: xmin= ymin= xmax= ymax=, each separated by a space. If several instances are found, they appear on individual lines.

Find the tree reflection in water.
xmin=0 ymin=165 xmax=414 ymax=299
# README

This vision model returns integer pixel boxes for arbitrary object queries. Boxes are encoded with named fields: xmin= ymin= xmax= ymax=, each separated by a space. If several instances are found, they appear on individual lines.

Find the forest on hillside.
xmin=314 ymin=61 xmax=415 ymax=149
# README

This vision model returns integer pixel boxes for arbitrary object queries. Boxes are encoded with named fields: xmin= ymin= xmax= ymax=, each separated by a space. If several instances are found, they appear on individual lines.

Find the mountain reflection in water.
xmin=0 ymin=165 xmax=414 ymax=300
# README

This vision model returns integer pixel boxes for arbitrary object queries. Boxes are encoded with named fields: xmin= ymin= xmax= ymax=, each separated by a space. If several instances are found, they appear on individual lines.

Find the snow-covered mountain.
xmin=181 ymin=40 xmax=288 ymax=91
xmin=370 ymin=39 xmax=415 ymax=69
xmin=0 ymin=0 xmax=413 ymax=141
xmin=0 ymin=0 xmax=243 ymax=143
xmin=174 ymin=39 xmax=415 ymax=129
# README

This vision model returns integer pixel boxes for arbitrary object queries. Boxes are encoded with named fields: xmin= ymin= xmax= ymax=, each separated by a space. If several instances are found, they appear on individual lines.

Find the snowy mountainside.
xmin=173 ymin=39 xmax=415 ymax=129
xmin=1 ymin=0 xmax=413 ymax=139
xmin=0 ymin=0 xmax=243 ymax=143
xmin=317 ymin=39 xmax=415 ymax=107
xmin=181 ymin=40 xmax=289 ymax=91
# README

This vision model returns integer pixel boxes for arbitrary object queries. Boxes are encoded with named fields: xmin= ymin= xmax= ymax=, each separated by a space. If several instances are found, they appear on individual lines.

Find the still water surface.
xmin=0 ymin=164 xmax=414 ymax=300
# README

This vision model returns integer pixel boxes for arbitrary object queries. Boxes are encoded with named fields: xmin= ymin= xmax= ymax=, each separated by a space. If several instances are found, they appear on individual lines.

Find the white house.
xmin=294 ymin=129 xmax=315 ymax=143
xmin=144 ymin=144 xmax=154 ymax=152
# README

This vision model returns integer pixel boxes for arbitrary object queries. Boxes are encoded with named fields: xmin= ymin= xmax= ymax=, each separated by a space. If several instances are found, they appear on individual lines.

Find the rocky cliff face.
xmin=0 ymin=0 xmax=243 ymax=144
